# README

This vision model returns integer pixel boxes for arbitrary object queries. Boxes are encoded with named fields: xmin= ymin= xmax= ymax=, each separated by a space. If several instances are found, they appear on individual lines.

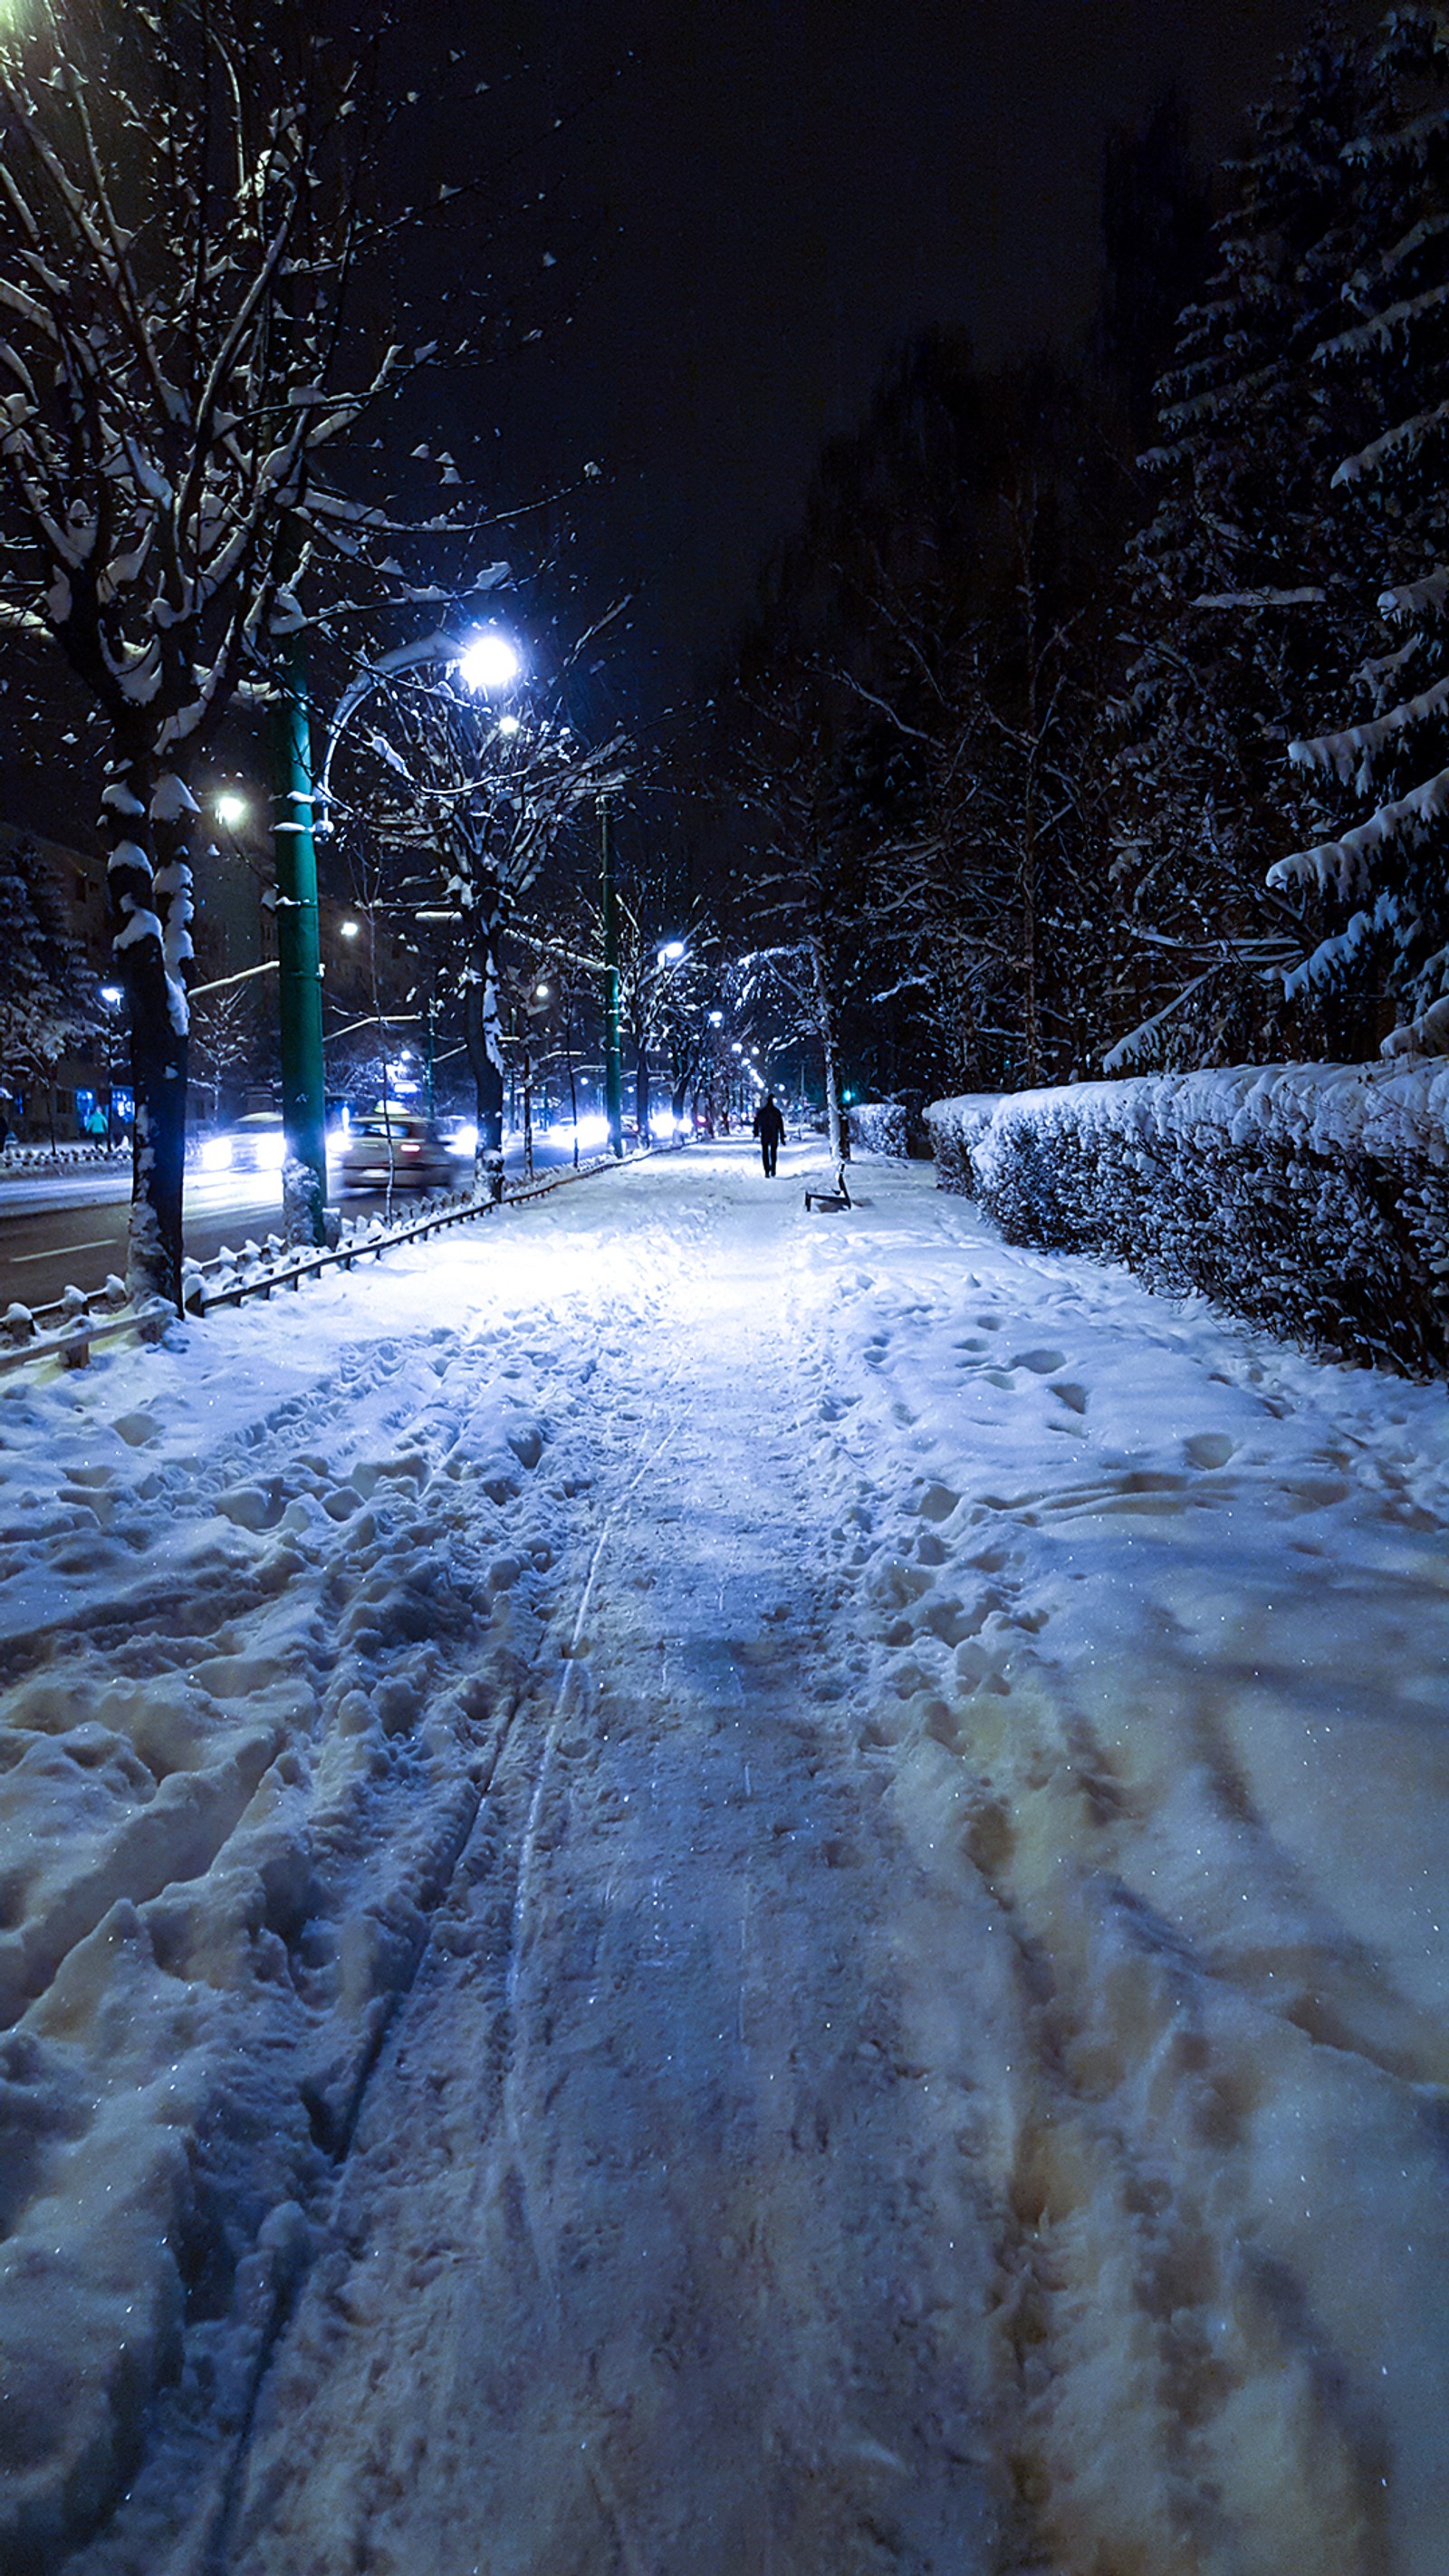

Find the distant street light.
xmin=340 ymin=919 xmax=361 ymax=940
xmin=98 ymin=985 xmax=125 ymax=1147
xmin=497 ymin=713 xmax=521 ymax=736
xmin=215 ymin=792 xmax=249 ymax=830
xmin=657 ymin=938 xmax=686 ymax=965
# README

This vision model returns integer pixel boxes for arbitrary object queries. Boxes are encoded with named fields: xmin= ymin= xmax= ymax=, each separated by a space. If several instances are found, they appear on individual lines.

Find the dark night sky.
xmin=458 ymin=0 xmax=1370 ymax=709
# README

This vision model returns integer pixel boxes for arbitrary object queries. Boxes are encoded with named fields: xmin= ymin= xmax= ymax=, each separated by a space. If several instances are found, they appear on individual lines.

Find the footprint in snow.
xmin=1010 ymin=1348 xmax=1068 ymax=1375
xmin=110 ymin=1411 xmax=160 ymax=1448
xmin=1184 ymin=1432 xmax=1236 ymax=1470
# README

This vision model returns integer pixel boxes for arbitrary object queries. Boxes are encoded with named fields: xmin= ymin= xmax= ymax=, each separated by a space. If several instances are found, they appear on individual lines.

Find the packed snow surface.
xmin=3 ymin=1144 xmax=1449 ymax=2572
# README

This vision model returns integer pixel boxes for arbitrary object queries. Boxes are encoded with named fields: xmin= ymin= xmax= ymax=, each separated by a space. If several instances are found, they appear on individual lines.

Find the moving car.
xmin=197 ymin=1110 xmax=286 ymax=1173
xmin=338 ymin=1110 xmax=456 ymax=1193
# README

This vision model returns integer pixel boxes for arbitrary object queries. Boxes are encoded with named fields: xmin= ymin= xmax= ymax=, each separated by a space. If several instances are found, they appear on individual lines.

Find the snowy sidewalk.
xmin=3 ymin=1145 xmax=1448 ymax=2572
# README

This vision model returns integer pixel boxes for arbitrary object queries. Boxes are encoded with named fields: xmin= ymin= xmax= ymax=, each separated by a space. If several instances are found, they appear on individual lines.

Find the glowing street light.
xmin=215 ymin=792 xmax=249 ymax=831
xmin=339 ymin=919 xmax=361 ymax=940
xmin=497 ymin=713 xmax=521 ymax=737
xmin=657 ymin=938 xmax=686 ymax=966
xmin=457 ymin=630 xmax=522 ymax=694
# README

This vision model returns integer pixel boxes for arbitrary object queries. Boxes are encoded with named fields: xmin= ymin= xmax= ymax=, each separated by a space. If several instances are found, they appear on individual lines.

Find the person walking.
xmin=753 ymin=1091 xmax=785 ymax=1177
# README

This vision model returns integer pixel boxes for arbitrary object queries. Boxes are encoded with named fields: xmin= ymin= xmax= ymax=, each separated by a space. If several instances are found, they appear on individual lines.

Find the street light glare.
xmin=497 ymin=713 xmax=521 ymax=736
xmin=101 ymin=985 xmax=124 ymax=1007
xmin=215 ymin=793 xmax=248 ymax=830
xmin=340 ymin=919 xmax=360 ymax=940
xmin=658 ymin=939 xmax=686 ymax=965
xmin=457 ymin=631 xmax=522 ymax=694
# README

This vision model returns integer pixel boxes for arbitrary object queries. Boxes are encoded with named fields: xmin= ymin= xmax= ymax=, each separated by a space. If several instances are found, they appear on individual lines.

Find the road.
xmin=0 ymin=1136 xmax=582 ymax=1306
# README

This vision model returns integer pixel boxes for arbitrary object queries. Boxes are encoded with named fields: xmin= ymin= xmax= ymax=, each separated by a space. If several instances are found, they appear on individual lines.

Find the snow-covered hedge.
xmin=847 ymin=1100 xmax=910 ymax=1158
xmin=926 ymin=1064 xmax=1449 ymax=1376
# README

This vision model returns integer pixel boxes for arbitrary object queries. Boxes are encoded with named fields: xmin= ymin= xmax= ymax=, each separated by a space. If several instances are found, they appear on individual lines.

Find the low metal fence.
xmin=0 ymin=1150 xmax=642 ymax=1373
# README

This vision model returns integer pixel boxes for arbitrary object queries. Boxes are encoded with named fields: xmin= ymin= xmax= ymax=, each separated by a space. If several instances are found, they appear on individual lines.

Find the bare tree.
xmin=331 ymin=658 xmax=627 ymax=1197
xmin=188 ymin=976 xmax=264 ymax=1126
xmin=0 ymin=2 xmax=493 ymax=1301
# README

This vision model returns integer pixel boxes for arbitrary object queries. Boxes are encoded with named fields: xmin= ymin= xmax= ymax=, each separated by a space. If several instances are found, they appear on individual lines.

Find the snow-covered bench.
xmin=802 ymin=1160 xmax=852 ymax=1213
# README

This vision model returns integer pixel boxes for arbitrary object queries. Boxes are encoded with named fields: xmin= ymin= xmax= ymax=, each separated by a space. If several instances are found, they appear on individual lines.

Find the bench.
xmin=803 ymin=1161 xmax=852 ymax=1213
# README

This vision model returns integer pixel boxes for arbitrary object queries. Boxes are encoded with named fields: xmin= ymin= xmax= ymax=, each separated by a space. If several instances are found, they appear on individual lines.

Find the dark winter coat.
xmin=753 ymin=1100 xmax=785 ymax=1146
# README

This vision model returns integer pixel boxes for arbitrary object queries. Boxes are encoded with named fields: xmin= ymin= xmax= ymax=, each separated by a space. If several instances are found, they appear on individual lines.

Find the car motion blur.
xmin=338 ymin=1111 xmax=456 ymax=1193
xmin=197 ymin=1110 xmax=285 ymax=1173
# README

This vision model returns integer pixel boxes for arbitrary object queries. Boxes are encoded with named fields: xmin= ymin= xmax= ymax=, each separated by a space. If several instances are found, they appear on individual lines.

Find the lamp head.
xmin=457 ymin=631 xmax=522 ymax=694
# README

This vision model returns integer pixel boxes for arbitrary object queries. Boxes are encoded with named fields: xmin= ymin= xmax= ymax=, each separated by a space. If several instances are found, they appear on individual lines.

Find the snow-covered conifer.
xmin=1110 ymin=14 xmax=1387 ymax=1071
xmin=1272 ymin=8 xmax=1449 ymax=1057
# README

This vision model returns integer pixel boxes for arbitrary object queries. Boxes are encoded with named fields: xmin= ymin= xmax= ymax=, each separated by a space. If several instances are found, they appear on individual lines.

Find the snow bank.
xmin=926 ymin=1062 xmax=1449 ymax=1375
xmin=794 ymin=1166 xmax=1449 ymax=2573
xmin=0 ymin=1230 xmax=589 ymax=2561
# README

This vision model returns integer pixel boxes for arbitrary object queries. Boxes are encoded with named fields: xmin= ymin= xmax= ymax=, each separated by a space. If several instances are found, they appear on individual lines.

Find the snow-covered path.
xmin=5 ymin=1144 xmax=1449 ymax=2573
xmin=221 ymin=1206 xmax=1001 ymax=2575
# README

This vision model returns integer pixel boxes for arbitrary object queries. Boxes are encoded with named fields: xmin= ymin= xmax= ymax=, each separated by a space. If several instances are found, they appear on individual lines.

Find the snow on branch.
xmin=1190 ymin=587 xmax=1326 ymax=610
xmin=1269 ymin=763 xmax=1449 ymax=898
xmin=1316 ymin=275 xmax=1449 ymax=368
xmin=1384 ymin=989 xmax=1449 ymax=1054
xmin=1289 ymin=670 xmax=1449 ymax=779
xmin=1281 ymin=891 xmax=1399 ymax=1000
xmin=1331 ymin=395 xmax=1449 ymax=486
xmin=1379 ymin=565 xmax=1449 ymax=619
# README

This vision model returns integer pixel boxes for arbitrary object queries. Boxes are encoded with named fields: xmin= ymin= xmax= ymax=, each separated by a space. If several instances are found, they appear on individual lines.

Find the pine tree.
xmin=1271 ymin=7 xmax=1449 ymax=1057
xmin=1109 ymin=14 xmax=1387 ymax=1071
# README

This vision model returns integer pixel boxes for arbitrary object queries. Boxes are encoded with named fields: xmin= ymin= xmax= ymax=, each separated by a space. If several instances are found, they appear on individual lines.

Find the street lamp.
xmin=215 ymin=792 xmax=249 ymax=831
xmin=457 ymin=630 xmax=523 ymax=694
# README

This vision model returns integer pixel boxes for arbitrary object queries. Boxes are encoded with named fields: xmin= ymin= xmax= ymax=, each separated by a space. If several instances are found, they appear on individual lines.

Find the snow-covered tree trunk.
xmin=810 ymin=936 xmax=846 ymax=1160
xmin=101 ymin=761 xmax=194 ymax=1308
xmin=464 ymin=885 xmax=507 ymax=1203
